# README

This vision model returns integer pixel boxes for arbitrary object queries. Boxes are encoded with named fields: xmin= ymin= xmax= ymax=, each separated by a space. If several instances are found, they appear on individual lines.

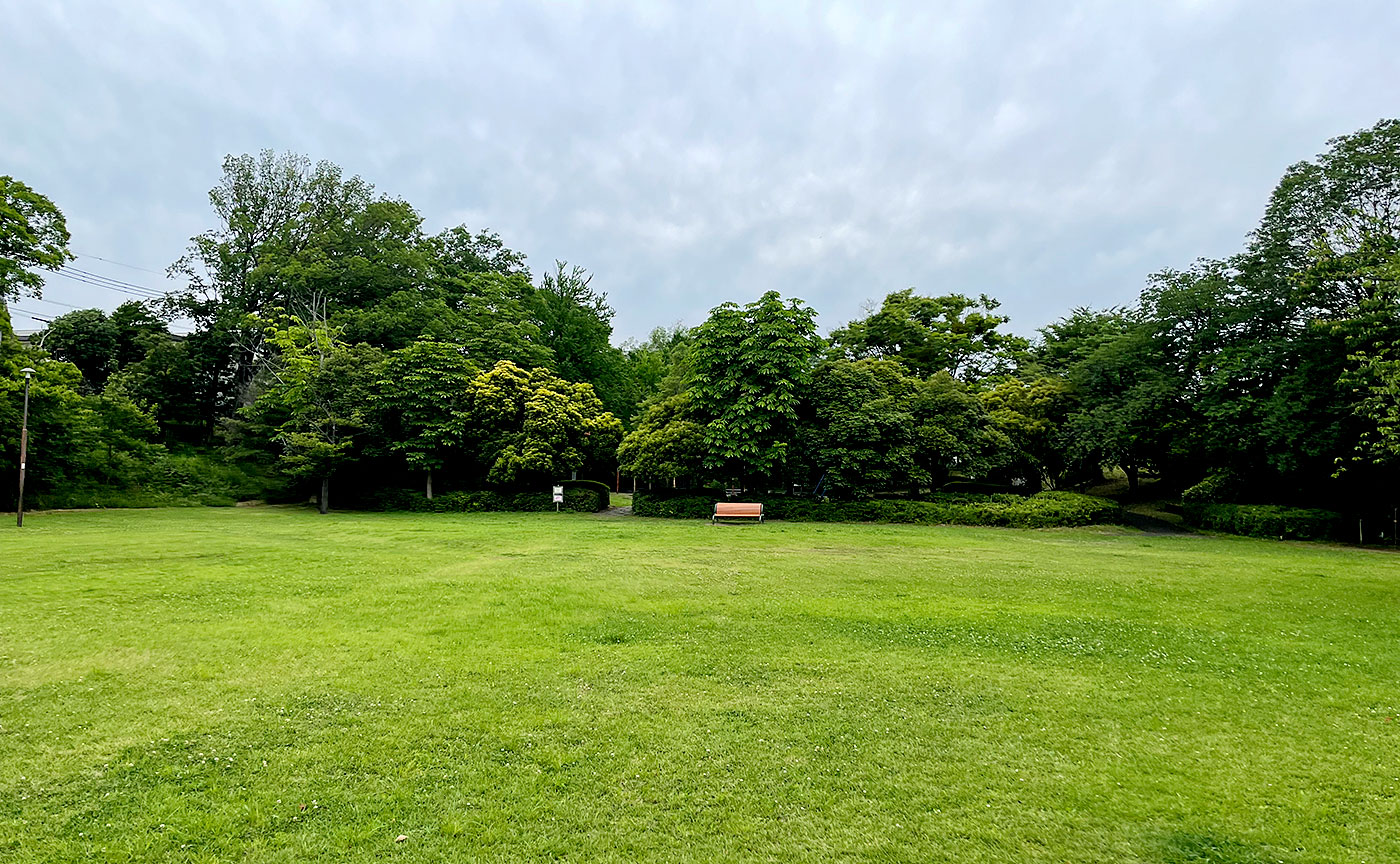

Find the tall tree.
xmin=464 ymin=360 xmax=622 ymax=486
xmin=245 ymin=316 xmax=380 ymax=513
xmin=690 ymin=291 xmax=821 ymax=483
xmin=40 ymin=309 xmax=118 ymax=392
xmin=829 ymin=290 xmax=1027 ymax=381
xmin=0 ymin=175 xmax=72 ymax=301
xmin=373 ymin=341 xmax=477 ymax=498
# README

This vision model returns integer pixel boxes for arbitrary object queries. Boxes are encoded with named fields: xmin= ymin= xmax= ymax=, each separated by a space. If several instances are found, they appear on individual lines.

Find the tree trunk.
xmin=319 ymin=477 xmax=329 ymax=514
xmin=426 ymin=469 xmax=434 ymax=500
xmin=1124 ymin=462 xmax=1139 ymax=494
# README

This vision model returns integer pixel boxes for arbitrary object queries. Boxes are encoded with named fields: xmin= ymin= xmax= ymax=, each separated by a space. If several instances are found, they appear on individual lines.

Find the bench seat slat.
xmin=714 ymin=502 xmax=764 ymax=522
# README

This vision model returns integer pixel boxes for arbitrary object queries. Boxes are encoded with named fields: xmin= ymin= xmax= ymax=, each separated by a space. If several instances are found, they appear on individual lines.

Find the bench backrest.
xmin=715 ymin=502 xmax=763 ymax=517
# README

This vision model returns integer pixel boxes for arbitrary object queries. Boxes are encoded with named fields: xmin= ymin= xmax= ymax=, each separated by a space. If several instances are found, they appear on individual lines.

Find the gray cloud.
xmin=4 ymin=0 xmax=1399 ymax=339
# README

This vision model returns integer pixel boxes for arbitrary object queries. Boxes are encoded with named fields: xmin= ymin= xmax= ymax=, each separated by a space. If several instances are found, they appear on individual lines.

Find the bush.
xmin=1182 ymin=502 xmax=1344 ymax=541
xmin=940 ymin=480 xmax=1034 ymax=496
xmin=632 ymin=493 xmax=722 ymax=519
xmin=633 ymin=490 xmax=1121 ymax=528
xmin=22 ymin=450 xmax=274 ymax=510
xmin=561 ymin=479 xmax=611 ymax=512
xmin=1181 ymin=470 xmax=1243 ymax=505
xmin=364 ymin=487 xmax=599 ymax=513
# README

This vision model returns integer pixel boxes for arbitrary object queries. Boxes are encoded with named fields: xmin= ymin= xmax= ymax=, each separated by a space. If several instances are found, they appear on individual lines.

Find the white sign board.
xmin=552 ymin=485 xmax=564 ymax=503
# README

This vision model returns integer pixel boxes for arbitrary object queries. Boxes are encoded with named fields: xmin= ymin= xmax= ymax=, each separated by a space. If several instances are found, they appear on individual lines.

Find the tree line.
xmin=3 ymin=120 xmax=1399 ymax=524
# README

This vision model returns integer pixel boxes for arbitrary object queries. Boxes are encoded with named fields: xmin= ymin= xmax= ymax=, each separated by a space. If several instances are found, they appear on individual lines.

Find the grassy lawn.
xmin=1 ymin=508 xmax=1398 ymax=863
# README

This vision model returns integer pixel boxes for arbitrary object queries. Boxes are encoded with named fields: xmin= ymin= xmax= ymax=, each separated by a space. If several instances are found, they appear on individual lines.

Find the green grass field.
xmin=2 ymin=508 xmax=1398 ymax=863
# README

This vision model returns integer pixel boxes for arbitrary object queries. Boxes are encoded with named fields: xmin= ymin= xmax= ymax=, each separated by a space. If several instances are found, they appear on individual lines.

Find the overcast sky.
xmin=4 ymin=1 xmax=1399 ymax=340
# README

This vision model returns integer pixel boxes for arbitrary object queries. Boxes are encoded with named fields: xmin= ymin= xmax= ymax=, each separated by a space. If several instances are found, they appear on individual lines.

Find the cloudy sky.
xmin=4 ymin=1 xmax=1399 ymax=340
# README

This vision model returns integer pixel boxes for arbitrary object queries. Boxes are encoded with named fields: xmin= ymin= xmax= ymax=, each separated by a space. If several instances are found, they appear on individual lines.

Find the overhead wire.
xmin=72 ymin=250 xmax=167 ymax=276
xmin=50 ymin=268 xmax=167 ymax=300
xmin=57 ymin=265 xmax=167 ymax=298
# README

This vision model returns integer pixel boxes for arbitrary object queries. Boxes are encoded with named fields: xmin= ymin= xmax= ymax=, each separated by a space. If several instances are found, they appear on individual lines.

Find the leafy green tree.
xmin=245 ymin=317 xmax=380 ymax=513
xmin=1033 ymin=307 xmax=1132 ymax=374
xmin=907 ymin=372 xmax=1014 ymax=493
xmin=690 ymin=291 xmax=821 ymax=484
xmin=338 ymin=273 xmax=551 ymax=367
xmin=531 ymin=261 xmax=633 ymax=419
xmin=169 ymin=151 xmax=416 ymax=415
xmin=622 ymin=324 xmax=694 ymax=409
xmin=830 ymin=290 xmax=1027 ymax=381
xmin=616 ymin=392 xmax=706 ymax=480
xmin=464 ymin=360 xmax=623 ymax=486
xmin=373 ymin=341 xmax=477 ymax=498
xmin=1064 ymin=326 xmax=1187 ymax=493
xmin=110 ymin=301 xmax=170 ymax=368
xmin=39 ymin=309 xmax=118 ymax=391
xmin=1300 ymin=234 xmax=1400 ymax=470
xmin=1 ymin=175 xmax=72 ymax=301
xmin=1252 ymin=118 xmax=1400 ymax=271
xmin=981 ymin=375 xmax=1076 ymax=489
xmin=430 ymin=225 xmax=531 ymax=280
xmin=798 ymin=359 xmax=923 ymax=498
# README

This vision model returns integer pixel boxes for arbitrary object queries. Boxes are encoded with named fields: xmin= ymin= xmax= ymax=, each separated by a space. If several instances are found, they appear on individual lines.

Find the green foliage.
xmin=622 ymin=324 xmax=694 ymax=411
xmin=830 ymin=290 xmax=1028 ymax=381
xmin=364 ymin=486 xmax=598 ymax=513
xmin=465 ymin=360 xmax=623 ymax=486
xmin=616 ymin=392 xmax=706 ymax=479
xmin=372 ymin=340 xmax=477 ymax=477
xmin=39 ymin=308 xmax=118 ymax=391
xmin=690 ymin=291 xmax=821 ymax=479
xmin=533 ymin=261 xmax=632 ymax=419
xmin=0 ymin=175 xmax=72 ymax=301
xmin=241 ymin=318 xmax=381 ymax=509
xmin=799 ymin=360 xmax=1011 ymax=498
xmin=561 ymin=479 xmax=612 ymax=512
xmin=1180 ymin=471 xmax=1243 ymax=505
xmin=1062 ymin=324 xmax=1187 ymax=491
xmin=634 ymin=490 xmax=1120 ymax=527
xmin=1183 ymin=502 xmax=1344 ymax=541
xmin=981 ymin=375 xmax=1075 ymax=489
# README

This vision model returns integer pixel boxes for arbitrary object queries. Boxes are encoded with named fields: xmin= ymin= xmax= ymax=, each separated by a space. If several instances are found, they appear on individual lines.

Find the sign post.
xmin=552 ymin=485 xmax=564 ymax=512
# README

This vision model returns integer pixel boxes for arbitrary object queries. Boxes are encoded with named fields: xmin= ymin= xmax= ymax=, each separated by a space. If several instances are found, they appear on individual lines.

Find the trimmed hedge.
xmin=365 ymin=487 xmax=600 ymax=513
xmin=561 ymin=479 xmax=611 ymax=512
xmin=1181 ymin=470 xmax=1242 ymax=505
xmin=1183 ymin=502 xmax=1344 ymax=541
xmin=634 ymin=490 xmax=1121 ymax=528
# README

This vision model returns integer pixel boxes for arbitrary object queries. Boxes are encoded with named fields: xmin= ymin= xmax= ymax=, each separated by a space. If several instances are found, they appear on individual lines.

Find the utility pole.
xmin=17 ymin=367 xmax=35 ymax=527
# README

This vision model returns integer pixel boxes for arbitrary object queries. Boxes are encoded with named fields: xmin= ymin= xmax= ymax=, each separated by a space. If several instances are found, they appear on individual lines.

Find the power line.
xmin=50 ymin=268 xmax=166 ymax=300
xmin=9 ymin=308 xmax=53 ymax=322
xmin=73 ymin=250 xmax=168 ymax=276
xmin=59 ymin=265 xmax=167 ymax=298
xmin=30 ymin=297 xmax=86 ymax=311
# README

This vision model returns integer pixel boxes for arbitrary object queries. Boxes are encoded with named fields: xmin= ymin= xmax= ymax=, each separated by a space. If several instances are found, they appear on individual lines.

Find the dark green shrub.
xmin=561 ymin=479 xmax=611 ymax=511
xmin=365 ymin=487 xmax=598 ymax=513
xmin=1183 ymin=502 xmax=1344 ymax=541
xmin=632 ymin=493 xmax=721 ymax=519
xmin=24 ymin=450 xmax=273 ymax=510
xmin=940 ymin=480 xmax=1034 ymax=496
xmin=632 ymin=490 xmax=1121 ymax=528
xmin=1181 ymin=470 xmax=1243 ymax=505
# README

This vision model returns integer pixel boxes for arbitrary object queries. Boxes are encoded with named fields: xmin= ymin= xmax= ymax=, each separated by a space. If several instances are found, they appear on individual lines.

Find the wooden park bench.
xmin=713 ymin=501 xmax=764 ymax=524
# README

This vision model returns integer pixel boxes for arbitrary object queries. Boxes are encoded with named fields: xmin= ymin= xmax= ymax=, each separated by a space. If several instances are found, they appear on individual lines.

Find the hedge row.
xmin=633 ymin=490 xmax=1121 ymax=528
xmin=560 ymin=479 xmax=611 ymax=512
xmin=1183 ymin=502 xmax=1345 ymax=541
xmin=365 ymin=487 xmax=602 ymax=513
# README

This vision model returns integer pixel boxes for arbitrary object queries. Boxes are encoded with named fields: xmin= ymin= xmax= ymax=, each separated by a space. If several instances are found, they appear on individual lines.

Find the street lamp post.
xmin=17 ymin=366 xmax=35 ymax=528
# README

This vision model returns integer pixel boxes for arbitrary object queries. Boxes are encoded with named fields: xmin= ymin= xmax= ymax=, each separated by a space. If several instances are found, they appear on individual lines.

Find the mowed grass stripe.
xmin=1 ymin=507 xmax=1397 ymax=862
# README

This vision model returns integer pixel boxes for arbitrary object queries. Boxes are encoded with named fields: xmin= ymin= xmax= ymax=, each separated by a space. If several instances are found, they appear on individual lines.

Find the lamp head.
xmin=20 ymin=367 xmax=36 ymax=379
